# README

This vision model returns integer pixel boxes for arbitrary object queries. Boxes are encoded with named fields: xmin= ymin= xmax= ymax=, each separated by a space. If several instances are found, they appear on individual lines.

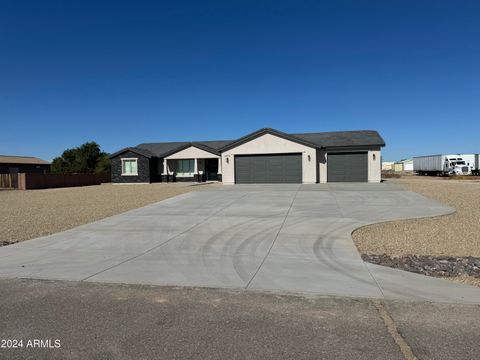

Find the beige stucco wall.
xmin=368 ymin=150 xmax=381 ymax=183
xmin=317 ymin=149 xmax=327 ymax=183
xmin=165 ymin=146 xmax=219 ymax=160
xmin=221 ymin=133 xmax=317 ymax=184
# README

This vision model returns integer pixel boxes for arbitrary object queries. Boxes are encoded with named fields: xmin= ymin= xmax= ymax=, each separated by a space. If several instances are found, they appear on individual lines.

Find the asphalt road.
xmin=0 ymin=278 xmax=479 ymax=360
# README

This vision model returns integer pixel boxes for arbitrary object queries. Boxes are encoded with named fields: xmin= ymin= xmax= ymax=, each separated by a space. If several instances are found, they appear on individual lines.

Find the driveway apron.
xmin=1 ymin=183 xmax=479 ymax=304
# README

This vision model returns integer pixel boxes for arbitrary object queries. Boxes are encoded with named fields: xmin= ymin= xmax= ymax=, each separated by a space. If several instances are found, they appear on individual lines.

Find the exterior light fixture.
xmin=307 ymin=155 xmax=311 ymax=162
xmin=373 ymin=154 xmax=376 ymax=161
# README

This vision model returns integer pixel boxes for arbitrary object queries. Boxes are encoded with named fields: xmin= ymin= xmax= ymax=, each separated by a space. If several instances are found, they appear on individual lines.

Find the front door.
xmin=204 ymin=159 xmax=219 ymax=181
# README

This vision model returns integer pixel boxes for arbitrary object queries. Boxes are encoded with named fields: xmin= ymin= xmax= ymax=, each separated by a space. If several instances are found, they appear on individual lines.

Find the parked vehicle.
xmin=413 ymin=154 xmax=474 ymax=176
xmin=455 ymin=154 xmax=480 ymax=175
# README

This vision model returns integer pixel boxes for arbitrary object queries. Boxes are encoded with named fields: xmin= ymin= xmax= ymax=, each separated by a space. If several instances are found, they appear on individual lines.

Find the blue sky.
xmin=1 ymin=0 xmax=479 ymax=161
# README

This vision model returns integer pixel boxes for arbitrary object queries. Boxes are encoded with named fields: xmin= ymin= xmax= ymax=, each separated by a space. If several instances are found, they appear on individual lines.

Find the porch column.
xmin=217 ymin=156 xmax=223 ymax=182
xmin=163 ymin=159 xmax=167 ymax=174
xmin=194 ymin=158 xmax=198 ymax=181
xmin=162 ymin=158 xmax=168 ymax=182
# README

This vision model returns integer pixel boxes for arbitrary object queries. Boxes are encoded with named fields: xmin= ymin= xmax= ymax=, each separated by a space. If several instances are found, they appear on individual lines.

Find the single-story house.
xmin=0 ymin=155 xmax=51 ymax=174
xmin=109 ymin=128 xmax=385 ymax=184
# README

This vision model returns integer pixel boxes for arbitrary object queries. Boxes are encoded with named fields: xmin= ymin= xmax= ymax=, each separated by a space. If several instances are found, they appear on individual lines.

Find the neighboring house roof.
xmin=0 ymin=155 xmax=50 ymax=165
xmin=111 ymin=128 xmax=386 ymax=159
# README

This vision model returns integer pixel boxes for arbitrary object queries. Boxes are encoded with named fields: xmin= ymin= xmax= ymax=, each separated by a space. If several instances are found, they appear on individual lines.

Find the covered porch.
xmin=158 ymin=143 xmax=223 ymax=183
xmin=161 ymin=157 xmax=222 ymax=182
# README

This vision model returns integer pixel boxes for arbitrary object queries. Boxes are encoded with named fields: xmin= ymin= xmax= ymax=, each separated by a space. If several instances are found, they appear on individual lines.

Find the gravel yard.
xmin=0 ymin=183 xmax=215 ymax=245
xmin=353 ymin=177 xmax=480 ymax=257
xmin=352 ymin=176 xmax=480 ymax=285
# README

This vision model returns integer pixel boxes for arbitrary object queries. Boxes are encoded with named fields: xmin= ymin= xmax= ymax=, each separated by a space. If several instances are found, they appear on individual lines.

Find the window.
xmin=177 ymin=159 xmax=194 ymax=176
xmin=121 ymin=158 xmax=138 ymax=175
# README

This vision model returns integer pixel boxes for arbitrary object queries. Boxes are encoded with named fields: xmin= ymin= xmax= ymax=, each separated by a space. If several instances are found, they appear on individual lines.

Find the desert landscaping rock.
xmin=353 ymin=177 xmax=480 ymax=287
xmin=362 ymin=254 xmax=480 ymax=278
xmin=353 ymin=177 xmax=480 ymax=258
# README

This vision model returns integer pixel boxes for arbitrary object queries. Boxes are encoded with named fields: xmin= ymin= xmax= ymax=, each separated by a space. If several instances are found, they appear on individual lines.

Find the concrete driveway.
xmin=1 ymin=183 xmax=479 ymax=303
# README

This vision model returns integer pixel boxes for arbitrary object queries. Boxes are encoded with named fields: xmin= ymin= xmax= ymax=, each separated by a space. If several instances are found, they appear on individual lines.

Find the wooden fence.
xmin=0 ymin=173 xmax=110 ymax=190
xmin=0 ymin=173 xmax=18 ymax=189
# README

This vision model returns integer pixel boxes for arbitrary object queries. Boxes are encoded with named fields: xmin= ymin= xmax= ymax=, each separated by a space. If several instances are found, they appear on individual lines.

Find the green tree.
xmin=51 ymin=157 xmax=66 ymax=173
xmin=95 ymin=153 xmax=111 ymax=174
xmin=77 ymin=142 xmax=101 ymax=173
xmin=51 ymin=142 xmax=111 ymax=174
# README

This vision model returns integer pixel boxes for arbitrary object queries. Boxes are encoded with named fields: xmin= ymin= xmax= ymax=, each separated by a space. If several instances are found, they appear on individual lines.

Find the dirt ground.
xmin=0 ymin=183 xmax=215 ymax=245
xmin=353 ymin=177 xmax=480 ymax=257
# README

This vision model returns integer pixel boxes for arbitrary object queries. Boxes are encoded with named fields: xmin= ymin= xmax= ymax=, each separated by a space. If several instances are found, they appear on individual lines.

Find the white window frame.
xmin=176 ymin=159 xmax=194 ymax=177
xmin=121 ymin=158 xmax=138 ymax=176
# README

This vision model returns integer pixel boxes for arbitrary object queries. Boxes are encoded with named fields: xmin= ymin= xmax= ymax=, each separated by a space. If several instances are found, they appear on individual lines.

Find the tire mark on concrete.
xmin=81 ymin=192 xmax=250 ymax=281
xmin=245 ymin=185 xmax=300 ymax=289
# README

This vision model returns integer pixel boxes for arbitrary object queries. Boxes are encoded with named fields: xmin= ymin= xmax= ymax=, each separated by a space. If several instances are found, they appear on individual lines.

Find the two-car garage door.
xmin=235 ymin=154 xmax=302 ymax=184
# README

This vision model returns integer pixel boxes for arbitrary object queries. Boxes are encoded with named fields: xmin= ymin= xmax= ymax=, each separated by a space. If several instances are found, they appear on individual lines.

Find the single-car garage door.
xmin=235 ymin=154 xmax=302 ymax=184
xmin=327 ymin=152 xmax=368 ymax=182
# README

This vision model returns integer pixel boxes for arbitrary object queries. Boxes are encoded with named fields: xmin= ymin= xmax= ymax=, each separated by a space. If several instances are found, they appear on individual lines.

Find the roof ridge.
xmin=137 ymin=139 xmax=233 ymax=146
xmin=291 ymin=130 xmax=377 ymax=135
xmin=0 ymin=155 xmax=40 ymax=158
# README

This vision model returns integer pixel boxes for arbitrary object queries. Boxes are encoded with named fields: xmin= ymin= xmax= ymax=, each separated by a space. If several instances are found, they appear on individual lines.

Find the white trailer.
xmin=456 ymin=154 xmax=480 ymax=175
xmin=413 ymin=154 xmax=473 ymax=176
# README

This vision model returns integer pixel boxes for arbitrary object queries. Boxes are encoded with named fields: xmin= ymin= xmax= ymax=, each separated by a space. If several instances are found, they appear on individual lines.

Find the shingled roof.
xmin=110 ymin=128 xmax=385 ymax=158
xmin=108 ymin=147 xmax=157 ymax=159
xmin=136 ymin=140 xmax=232 ymax=157
xmin=0 ymin=155 xmax=51 ymax=165
xmin=291 ymin=130 xmax=385 ymax=148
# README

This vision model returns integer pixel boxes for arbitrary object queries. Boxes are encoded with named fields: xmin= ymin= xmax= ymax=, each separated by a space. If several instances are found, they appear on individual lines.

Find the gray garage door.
xmin=327 ymin=152 xmax=368 ymax=182
xmin=235 ymin=154 xmax=302 ymax=184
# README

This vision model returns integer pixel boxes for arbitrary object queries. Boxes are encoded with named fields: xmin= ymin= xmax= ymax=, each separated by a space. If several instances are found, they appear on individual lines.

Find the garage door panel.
xmin=327 ymin=153 xmax=367 ymax=182
xmin=266 ymin=157 xmax=283 ymax=183
xmin=283 ymin=155 xmax=302 ymax=183
xmin=252 ymin=158 xmax=266 ymax=183
xmin=235 ymin=154 xmax=302 ymax=184
xmin=235 ymin=157 xmax=253 ymax=183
